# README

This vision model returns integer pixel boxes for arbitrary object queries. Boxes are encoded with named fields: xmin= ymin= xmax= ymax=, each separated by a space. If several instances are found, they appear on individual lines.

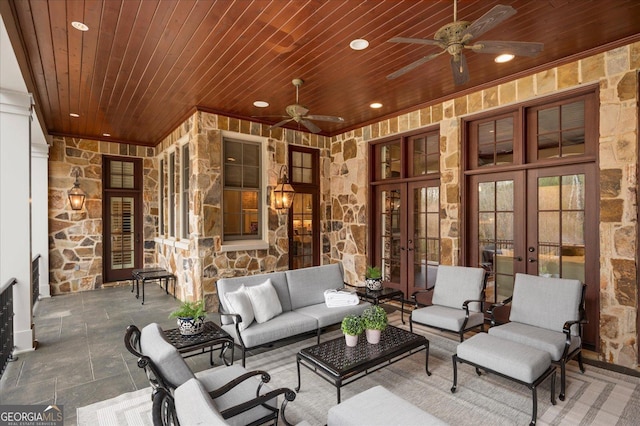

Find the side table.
xmin=163 ymin=321 xmax=235 ymax=366
xmin=353 ymin=287 xmax=406 ymax=324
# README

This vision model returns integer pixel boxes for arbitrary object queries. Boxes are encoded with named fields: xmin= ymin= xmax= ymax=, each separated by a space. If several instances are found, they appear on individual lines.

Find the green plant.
xmin=361 ymin=305 xmax=387 ymax=331
xmin=341 ymin=315 xmax=364 ymax=336
xmin=169 ymin=300 xmax=206 ymax=320
xmin=366 ymin=265 xmax=382 ymax=279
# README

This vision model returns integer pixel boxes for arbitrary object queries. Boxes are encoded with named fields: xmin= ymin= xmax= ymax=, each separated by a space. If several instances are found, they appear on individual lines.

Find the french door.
xmin=467 ymin=164 xmax=598 ymax=348
xmin=373 ymin=180 xmax=439 ymax=298
xmin=103 ymin=157 xmax=143 ymax=282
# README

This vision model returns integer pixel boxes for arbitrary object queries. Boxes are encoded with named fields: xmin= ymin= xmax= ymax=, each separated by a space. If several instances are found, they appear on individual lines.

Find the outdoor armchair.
xmin=487 ymin=273 xmax=587 ymax=401
xmin=410 ymin=265 xmax=487 ymax=342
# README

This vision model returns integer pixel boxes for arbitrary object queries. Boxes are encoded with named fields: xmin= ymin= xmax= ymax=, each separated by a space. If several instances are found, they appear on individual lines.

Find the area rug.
xmin=78 ymin=313 xmax=640 ymax=425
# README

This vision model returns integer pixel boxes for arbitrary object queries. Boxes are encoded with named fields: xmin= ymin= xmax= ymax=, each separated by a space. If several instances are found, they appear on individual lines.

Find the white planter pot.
xmin=365 ymin=329 xmax=381 ymax=344
xmin=365 ymin=278 xmax=382 ymax=291
xmin=344 ymin=333 xmax=359 ymax=347
xmin=177 ymin=316 xmax=205 ymax=336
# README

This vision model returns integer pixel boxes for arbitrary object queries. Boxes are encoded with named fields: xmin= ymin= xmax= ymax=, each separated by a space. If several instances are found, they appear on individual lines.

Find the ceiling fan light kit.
xmin=386 ymin=1 xmax=543 ymax=85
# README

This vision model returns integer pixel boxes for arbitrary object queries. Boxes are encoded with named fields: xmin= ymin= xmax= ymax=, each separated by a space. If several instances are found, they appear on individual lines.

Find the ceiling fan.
xmin=387 ymin=0 xmax=543 ymax=85
xmin=262 ymin=78 xmax=345 ymax=133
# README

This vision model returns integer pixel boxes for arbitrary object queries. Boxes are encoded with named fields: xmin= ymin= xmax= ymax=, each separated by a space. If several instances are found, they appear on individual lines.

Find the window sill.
xmin=221 ymin=240 xmax=269 ymax=252
xmin=154 ymin=237 xmax=190 ymax=251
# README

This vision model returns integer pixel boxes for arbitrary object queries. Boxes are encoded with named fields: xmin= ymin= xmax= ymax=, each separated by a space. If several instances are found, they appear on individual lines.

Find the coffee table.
xmin=296 ymin=325 xmax=430 ymax=402
xmin=163 ymin=321 xmax=235 ymax=366
xmin=131 ymin=268 xmax=176 ymax=305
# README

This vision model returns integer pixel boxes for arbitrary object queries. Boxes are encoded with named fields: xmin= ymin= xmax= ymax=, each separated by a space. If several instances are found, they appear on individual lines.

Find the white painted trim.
xmin=220 ymin=240 xmax=269 ymax=252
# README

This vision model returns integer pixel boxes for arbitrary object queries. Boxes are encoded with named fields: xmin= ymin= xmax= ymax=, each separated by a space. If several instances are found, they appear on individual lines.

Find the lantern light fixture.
xmin=272 ymin=165 xmax=295 ymax=212
xmin=68 ymin=170 xmax=86 ymax=210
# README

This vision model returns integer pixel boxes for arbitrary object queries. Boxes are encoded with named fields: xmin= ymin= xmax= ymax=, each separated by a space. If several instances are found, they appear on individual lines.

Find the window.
xmin=181 ymin=145 xmax=190 ymax=238
xmin=168 ymin=151 xmax=175 ymax=237
xmin=223 ymin=138 xmax=262 ymax=241
xmin=159 ymin=158 xmax=164 ymax=235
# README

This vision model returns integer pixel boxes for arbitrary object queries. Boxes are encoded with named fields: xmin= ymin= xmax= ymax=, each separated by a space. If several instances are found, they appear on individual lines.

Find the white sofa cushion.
xmin=286 ymin=263 xmax=344 ymax=310
xmin=222 ymin=311 xmax=317 ymax=348
xmin=224 ymin=285 xmax=255 ymax=331
xmin=246 ymin=279 xmax=283 ymax=324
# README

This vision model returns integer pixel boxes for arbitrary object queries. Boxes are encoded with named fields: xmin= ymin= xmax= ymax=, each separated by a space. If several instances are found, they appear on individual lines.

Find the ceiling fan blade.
xmin=299 ymin=119 xmax=322 ymax=133
xmin=470 ymin=40 xmax=544 ymax=57
xmin=305 ymin=114 xmax=345 ymax=123
xmin=268 ymin=118 xmax=293 ymax=131
xmin=387 ymin=37 xmax=442 ymax=47
xmin=451 ymin=54 xmax=470 ymax=86
xmin=462 ymin=5 xmax=517 ymax=39
xmin=387 ymin=51 xmax=444 ymax=80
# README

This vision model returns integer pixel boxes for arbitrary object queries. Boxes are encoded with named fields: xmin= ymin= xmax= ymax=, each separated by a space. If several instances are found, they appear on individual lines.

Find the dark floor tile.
xmin=90 ymin=353 xmax=130 ymax=381
xmin=55 ymin=373 xmax=136 ymax=419
xmin=0 ymin=377 xmax=55 ymax=404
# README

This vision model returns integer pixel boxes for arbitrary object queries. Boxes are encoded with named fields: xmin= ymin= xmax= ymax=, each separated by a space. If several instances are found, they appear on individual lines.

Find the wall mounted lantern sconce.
xmin=272 ymin=165 xmax=295 ymax=212
xmin=68 ymin=170 xmax=86 ymax=210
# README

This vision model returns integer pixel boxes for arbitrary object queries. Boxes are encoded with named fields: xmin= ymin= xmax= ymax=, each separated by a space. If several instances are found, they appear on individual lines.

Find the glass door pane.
xmin=291 ymin=193 xmax=314 ymax=269
xmin=110 ymin=196 xmax=135 ymax=270
xmin=409 ymin=182 xmax=439 ymax=293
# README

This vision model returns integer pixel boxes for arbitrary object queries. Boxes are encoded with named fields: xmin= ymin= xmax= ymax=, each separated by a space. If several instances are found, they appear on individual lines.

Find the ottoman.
xmin=452 ymin=333 xmax=556 ymax=425
xmin=327 ymin=385 xmax=447 ymax=426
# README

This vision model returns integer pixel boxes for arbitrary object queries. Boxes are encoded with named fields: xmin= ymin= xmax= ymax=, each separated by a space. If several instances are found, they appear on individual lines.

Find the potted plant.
xmin=365 ymin=265 xmax=383 ymax=291
xmin=169 ymin=300 xmax=206 ymax=336
xmin=341 ymin=314 xmax=364 ymax=347
xmin=362 ymin=305 xmax=387 ymax=344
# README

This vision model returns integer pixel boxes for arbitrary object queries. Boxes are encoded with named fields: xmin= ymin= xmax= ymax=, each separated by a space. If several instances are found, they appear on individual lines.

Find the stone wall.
xmin=153 ymin=111 xmax=330 ymax=309
xmin=329 ymin=41 xmax=639 ymax=368
xmin=48 ymin=137 xmax=156 ymax=294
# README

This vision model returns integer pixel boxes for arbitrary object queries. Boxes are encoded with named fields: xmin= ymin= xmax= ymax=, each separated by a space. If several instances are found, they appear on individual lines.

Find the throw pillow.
xmin=224 ymin=285 xmax=255 ymax=331
xmin=246 ymin=279 xmax=283 ymax=324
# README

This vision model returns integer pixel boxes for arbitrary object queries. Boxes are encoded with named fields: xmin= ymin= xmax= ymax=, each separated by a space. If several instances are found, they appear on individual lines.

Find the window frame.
xmin=181 ymin=143 xmax=190 ymax=239
xmin=168 ymin=150 xmax=176 ymax=238
xmin=220 ymin=131 xmax=269 ymax=251
xmin=159 ymin=157 xmax=165 ymax=236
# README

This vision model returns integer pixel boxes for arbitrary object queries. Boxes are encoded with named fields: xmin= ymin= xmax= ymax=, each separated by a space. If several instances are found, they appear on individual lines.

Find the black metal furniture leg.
xmin=451 ymin=354 xmax=458 ymax=393
xmin=425 ymin=341 xmax=431 ymax=376
xmin=141 ymin=278 xmax=145 ymax=305
xmin=559 ymin=362 xmax=566 ymax=401
xmin=551 ymin=371 xmax=556 ymax=405
xmin=295 ymin=359 xmax=302 ymax=392
xmin=530 ymin=385 xmax=537 ymax=425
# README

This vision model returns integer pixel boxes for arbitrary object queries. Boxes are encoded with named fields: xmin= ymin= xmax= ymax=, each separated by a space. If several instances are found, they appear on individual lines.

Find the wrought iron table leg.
xmin=425 ymin=341 xmax=431 ymax=376
xmin=451 ymin=354 xmax=458 ymax=393
xmin=295 ymin=357 xmax=302 ymax=392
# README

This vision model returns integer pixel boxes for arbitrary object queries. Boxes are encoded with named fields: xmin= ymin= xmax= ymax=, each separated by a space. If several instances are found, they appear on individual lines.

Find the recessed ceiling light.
xmin=253 ymin=101 xmax=269 ymax=108
xmin=103 ymin=133 xmax=111 ymax=137
xmin=350 ymin=39 xmax=369 ymax=50
xmin=370 ymin=102 xmax=383 ymax=109
xmin=495 ymin=53 xmax=515 ymax=63
xmin=71 ymin=21 xmax=89 ymax=31
xmin=70 ymin=113 xmax=80 ymax=117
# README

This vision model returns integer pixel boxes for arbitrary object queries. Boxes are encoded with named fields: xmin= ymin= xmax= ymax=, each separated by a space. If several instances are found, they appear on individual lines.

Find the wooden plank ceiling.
xmin=4 ymin=0 xmax=640 ymax=146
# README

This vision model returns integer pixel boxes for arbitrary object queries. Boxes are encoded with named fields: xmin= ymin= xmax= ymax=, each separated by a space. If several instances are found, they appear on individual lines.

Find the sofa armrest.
xmin=488 ymin=296 xmax=512 ymax=326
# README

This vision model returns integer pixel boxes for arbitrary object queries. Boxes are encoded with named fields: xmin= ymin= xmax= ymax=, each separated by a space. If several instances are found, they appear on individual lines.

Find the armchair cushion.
xmin=197 ymin=365 xmax=276 ymax=426
xmin=140 ymin=323 xmax=195 ymax=387
xmin=175 ymin=378 xmax=228 ymax=426
xmin=488 ymin=321 xmax=582 ymax=361
xmin=431 ymin=266 xmax=485 ymax=312
xmin=509 ymin=273 xmax=582 ymax=335
xmin=411 ymin=305 xmax=484 ymax=332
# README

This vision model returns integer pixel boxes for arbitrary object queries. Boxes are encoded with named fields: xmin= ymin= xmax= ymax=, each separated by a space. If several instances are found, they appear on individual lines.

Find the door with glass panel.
xmin=289 ymin=147 xmax=320 ymax=269
xmin=371 ymin=130 xmax=440 ymax=297
xmin=104 ymin=157 xmax=143 ymax=282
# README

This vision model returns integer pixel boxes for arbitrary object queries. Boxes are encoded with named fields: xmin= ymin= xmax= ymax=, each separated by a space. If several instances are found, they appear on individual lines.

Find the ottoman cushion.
xmin=327 ymin=385 xmax=447 ymax=426
xmin=456 ymin=333 xmax=551 ymax=383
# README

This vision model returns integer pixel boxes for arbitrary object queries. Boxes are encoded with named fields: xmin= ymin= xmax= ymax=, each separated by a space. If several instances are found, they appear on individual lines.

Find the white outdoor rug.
xmin=78 ymin=313 xmax=640 ymax=425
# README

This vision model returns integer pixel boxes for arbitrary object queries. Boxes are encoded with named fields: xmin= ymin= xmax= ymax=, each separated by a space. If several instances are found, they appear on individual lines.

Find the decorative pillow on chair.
xmin=224 ymin=285 xmax=255 ymax=331
xmin=246 ymin=279 xmax=283 ymax=324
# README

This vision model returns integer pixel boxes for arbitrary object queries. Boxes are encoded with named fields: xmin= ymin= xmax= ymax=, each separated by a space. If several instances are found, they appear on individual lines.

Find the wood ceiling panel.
xmin=5 ymin=0 xmax=640 ymax=146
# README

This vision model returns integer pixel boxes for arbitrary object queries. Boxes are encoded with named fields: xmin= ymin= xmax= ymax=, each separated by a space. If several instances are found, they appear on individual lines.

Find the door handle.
xmin=528 ymin=257 xmax=537 ymax=263
xmin=514 ymin=256 xmax=523 ymax=261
